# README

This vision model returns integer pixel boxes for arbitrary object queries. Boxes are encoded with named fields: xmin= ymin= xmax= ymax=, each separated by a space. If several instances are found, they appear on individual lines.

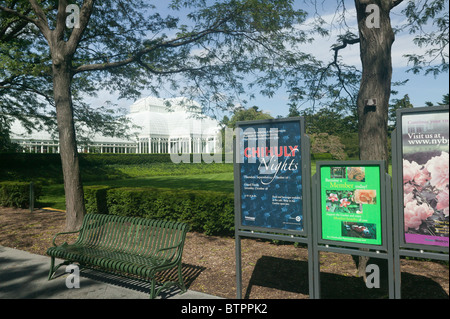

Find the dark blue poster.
xmin=238 ymin=119 xmax=303 ymax=232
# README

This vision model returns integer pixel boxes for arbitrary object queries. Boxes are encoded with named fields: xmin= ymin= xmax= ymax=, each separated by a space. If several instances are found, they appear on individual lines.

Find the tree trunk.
xmin=354 ymin=0 xmax=395 ymax=278
xmin=52 ymin=58 xmax=86 ymax=231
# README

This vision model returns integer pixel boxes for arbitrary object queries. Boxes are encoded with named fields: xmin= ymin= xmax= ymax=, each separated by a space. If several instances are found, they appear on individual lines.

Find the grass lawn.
xmin=84 ymin=172 xmax=234 ymax=192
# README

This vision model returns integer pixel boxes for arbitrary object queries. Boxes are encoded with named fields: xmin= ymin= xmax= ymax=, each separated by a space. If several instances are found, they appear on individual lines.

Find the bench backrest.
xmin=76 ymin=214 xmax=189 ymax=261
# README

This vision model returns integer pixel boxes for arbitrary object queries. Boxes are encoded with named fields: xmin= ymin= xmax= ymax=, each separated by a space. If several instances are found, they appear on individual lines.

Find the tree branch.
xmin=136 ymin=59 xmax=206 ymax=75
xmin=391 ymin=0 xmax=404 ymax=10
xmin=73 ymin=17 xmax=231 ymax=74
xmin=28 ymin=0 xmax=51 ymax=40
xmin=311 ymin=36 xmax=360 ymax=109
xmin=54 ymin=0 xmax=68 ymax=42
xmin=0 ymin=10 xmax=32 ymax=42
xmin=66 ymin=0 xmax=94 ymax=55
xmin=332 ymin=37 xmax=360 ymax=63
xmin=0 ymin=5 xmax=36 ymax=26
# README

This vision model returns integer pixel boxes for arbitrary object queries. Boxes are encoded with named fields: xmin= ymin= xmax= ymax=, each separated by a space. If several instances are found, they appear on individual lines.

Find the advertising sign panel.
xmin=319 ymin=164 xmax=383 ymax=246
xmin=236 ymin=118 xmax=304 ymax=233
xmin=400 ymin=111 xmax=449 ymax=247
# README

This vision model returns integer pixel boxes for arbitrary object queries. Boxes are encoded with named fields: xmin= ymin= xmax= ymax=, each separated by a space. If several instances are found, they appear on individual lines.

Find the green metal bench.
xmin=47 ymin=213 xmax=190 ymax=299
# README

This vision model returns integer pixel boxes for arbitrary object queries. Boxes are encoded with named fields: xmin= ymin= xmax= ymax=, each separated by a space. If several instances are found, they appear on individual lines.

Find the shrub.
xmin=0 ymin=181 xmax=42 ymax=208
xmin=98 ymin=187 xmax=235 ymax=236
xmin=339 ymin=132 xmax=360 ymax=159
xmin=84 ymin=185 xmax=110 ymax=214
xmin=79 ymin=153 xmax=173 ymax=166
xmin=310 ymin=133 xmax=346 ymax=160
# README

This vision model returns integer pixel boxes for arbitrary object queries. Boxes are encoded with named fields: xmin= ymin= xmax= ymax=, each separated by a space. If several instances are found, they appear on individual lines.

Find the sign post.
xmin=234 ymin=117 xmax=313 ymax=298
xmin=392 ymin=105 xmax=449 ymax=299
xmin=312 ymin=161 xmax=394 ymax=298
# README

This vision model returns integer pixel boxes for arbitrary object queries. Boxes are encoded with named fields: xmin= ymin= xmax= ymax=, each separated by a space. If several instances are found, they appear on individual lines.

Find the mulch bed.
xmin=0 ymin=207 xmax=448 ymax=299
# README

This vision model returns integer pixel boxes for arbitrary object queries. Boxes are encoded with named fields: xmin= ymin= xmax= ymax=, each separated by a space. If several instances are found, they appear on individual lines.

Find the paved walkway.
xmin=0 ymin=246 xmax=221 ymax=299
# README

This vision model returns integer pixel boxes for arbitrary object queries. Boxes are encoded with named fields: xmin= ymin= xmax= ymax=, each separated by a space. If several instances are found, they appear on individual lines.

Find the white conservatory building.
xmin=9 ymin=97 xmax=221 ymax=154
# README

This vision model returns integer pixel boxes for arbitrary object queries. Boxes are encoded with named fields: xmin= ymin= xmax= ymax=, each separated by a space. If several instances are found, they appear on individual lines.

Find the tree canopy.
xmin=224 ymin=105 xmax=273 ymax=128
xmin=0 ymin=0 xmax=322 ymax=230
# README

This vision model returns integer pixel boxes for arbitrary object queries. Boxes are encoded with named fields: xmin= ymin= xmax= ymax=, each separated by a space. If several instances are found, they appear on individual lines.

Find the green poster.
xmin=320 ymin=165 xmax=382 ymax=246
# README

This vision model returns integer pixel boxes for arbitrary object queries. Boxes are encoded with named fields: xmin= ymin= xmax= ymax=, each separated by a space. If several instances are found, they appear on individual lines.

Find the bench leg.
xmin=48 ymin=257 xmax=55 ymax=280
xmin=148 ymin=264 xmax=186 ymax=299
xmin=177 ymin=263 xmax=187 ymax=294
xmin=150 ymin=279 xmax=156 ymax=299
xmin=48 ymin=258 xmax=71 ymax=280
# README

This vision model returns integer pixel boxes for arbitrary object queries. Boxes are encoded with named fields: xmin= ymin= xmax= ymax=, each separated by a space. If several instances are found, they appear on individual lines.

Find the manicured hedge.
xmin=0 ymin=181 xmax=42 ymax=208
xmin=84 ymin=185 xmax=110 ymax=215
xmin=79 ymin=153 xmax=173 ymax=166
xmin=84 ymin=186 xmax=235 ymax=236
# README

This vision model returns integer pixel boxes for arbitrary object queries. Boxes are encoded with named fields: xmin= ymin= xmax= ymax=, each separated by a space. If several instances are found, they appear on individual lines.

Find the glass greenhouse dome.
xmin=9 ymin=97 xmax=221 ymax=154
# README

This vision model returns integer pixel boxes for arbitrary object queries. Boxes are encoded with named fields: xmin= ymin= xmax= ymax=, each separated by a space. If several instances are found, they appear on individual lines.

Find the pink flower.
xmin=404 ymin=200 xmax=434 ymax=231
xmin=340 ymin=198 xmax=351 ymax=208
xmin=327 ymin=193 xmax=339 ymax=202
xmin=426 ymin=152 xmax=449 ymax=190
xmin=436 ymin=188 xmax=449 ymax=217
xmin=404 ymin=191 xmax=414 ymax=204
xmin=414 ymin=166 xmax=430 ymax=187
xmin=403 ymin=182 xmax=415 ymax=195
xmin=403 ymin=159 xmax=421 ymax=184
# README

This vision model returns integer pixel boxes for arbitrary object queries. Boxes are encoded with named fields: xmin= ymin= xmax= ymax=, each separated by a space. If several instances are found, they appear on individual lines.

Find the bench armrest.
xmin=155 ymin=243 xmax=183 ymax=262
xmin=52 ymin=230 xmax=81 ymax=247
xmin=156 ymin=244 xmax=181 ymax=253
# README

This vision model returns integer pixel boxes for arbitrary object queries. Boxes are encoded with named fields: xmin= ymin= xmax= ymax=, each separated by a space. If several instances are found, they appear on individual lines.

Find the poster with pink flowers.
xmin=320 ymin=165 xmax=382 ymax=246
xmin=401 ymin=111 xmax=449 ymax=247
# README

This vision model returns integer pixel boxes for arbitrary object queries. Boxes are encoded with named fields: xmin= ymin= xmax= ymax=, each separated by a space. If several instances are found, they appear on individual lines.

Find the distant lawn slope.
xmin=0 ymin=153 xmax=233 ymax=184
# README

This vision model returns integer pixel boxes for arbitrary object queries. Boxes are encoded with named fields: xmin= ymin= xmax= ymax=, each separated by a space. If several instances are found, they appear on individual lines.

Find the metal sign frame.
xmin=314 ymin=161 xmax=389 ymax=250
xmin=234 ymin=117 xmax=310 ymax=236
xmin=392 ymin=105 xmax=449 ymax=253
xmin=392 ymin=105 xmax=449 ymax=299
xmin=233 ymin=117 xmax=314 ymax=298
xmin=312 ymin=160 xmax=395 ymax=299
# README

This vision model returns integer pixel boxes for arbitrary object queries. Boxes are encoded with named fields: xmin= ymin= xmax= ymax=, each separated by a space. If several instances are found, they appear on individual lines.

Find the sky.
xmin=85 ymin=0 xmax=449 ymax=119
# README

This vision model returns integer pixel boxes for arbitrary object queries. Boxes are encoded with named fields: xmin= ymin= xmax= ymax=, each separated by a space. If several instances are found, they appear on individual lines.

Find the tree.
xmin=353 ymin=0 xmax=399 ymax=164
xmin=426 ymin=93 xmax=450 ymax=106
xmin=346 ymin=0 xmax=447 ymax=278
xmin=226 ymin=106 xmax=273 ymax=128
xmin=0 ymin=0 xmax=314 ymax=231
xmin=292 ymin=0 xmax=448 ymax=279
xmin=388 ymin=93 xmax=413 ymax=130
xmin=0 ymin=118 xmax=19 ymax=152
xmin=309 ymin=133 xmax=346 ymax=160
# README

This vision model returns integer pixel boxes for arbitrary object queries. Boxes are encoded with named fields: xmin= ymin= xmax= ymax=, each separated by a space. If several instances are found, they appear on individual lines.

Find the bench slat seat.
xmin=47 ymin=214 xmax=189 ymax=298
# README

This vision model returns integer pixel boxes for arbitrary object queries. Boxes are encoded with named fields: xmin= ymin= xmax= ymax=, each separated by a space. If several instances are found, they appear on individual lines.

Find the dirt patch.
xmin=0 ymin=207 xmax=448 ymax=299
